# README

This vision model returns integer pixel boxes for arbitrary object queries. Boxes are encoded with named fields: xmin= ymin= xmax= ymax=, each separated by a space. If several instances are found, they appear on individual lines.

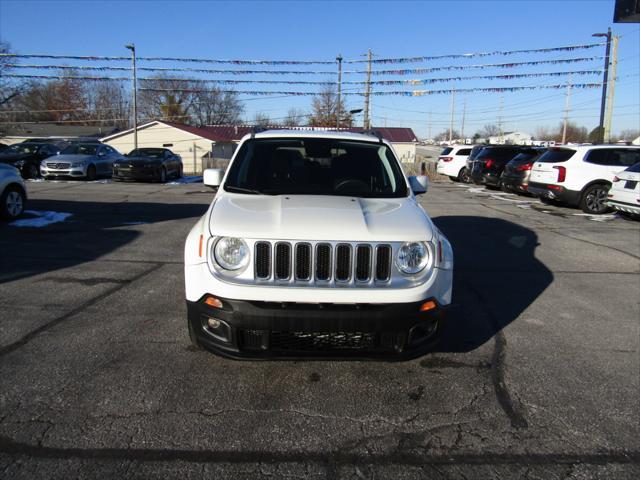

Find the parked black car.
xmin=0 ymin=142 xmax=60 ymax=179
xmin=500 ymin=149 xmax=546 ymax=194
xmin=113 ymin=148 xmax=183 ymax=183
xmin=0 ymin=143 xmax=9 ymax=153
xmin=470 ymin=146 xmax=540 ymax=188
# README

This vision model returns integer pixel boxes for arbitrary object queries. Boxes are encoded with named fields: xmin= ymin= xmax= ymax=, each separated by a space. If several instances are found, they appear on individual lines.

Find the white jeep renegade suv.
xmin=184 ymin=131 xmax=453 ymax=359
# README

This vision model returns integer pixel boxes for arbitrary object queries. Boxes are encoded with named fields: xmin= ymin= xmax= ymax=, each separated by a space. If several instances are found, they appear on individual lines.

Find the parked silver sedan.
xmin=40 ymin=143 xmax=123 ymax=180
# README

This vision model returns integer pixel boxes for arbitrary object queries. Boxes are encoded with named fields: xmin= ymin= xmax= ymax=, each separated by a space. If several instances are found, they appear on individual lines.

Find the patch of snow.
xmin=26 ymin=178 xmax=46 ymax=183
xmin=10 ymin=210 xmax=72 ymax=228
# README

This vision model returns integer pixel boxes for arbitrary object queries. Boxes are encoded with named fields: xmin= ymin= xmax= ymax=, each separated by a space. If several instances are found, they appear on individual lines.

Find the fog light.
xmin=207 ymin=318 xmax=221 ymax=329
xmin=419 ymin=300 xmax=437 ymax=312
xmin=204 ymin=296 xmax=223 ymax=308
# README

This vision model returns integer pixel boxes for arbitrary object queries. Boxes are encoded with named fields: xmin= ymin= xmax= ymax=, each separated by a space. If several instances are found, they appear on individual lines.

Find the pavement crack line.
xmin=0 ymin=262 xmax=164 ymax=358
xmin=547 ymin=229 xmax=640 ymax=262
xmin=465 ymin=282 xmax=529 ymax=429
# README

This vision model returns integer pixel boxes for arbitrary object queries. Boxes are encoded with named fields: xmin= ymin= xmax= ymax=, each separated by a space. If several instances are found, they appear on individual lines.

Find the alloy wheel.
xmin=585 ymin=187 xmax=608 ymax=214
xmin=6 ymin=191 xmax=24 ymax=217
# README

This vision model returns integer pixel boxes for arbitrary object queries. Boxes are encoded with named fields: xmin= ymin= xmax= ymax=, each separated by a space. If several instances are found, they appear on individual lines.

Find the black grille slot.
xmin=255 ymin=242 xmax=271 ymax=279
xmin=315 ymin=244 xmax=331 ymax=281
xmin=375 ymin=245 xmax=392 ymax=281
xmin=275 ymin=243 xmax=291 ymax=279
xmin=295 ymin=243 xmax=312 ymax=280
xmin=270 ymin=331 xmax=377 ymax=351
xmin=355 ymin=245 xmax=372 ymax=281
xmin=335 ymin=244 xmax=352 ymax=281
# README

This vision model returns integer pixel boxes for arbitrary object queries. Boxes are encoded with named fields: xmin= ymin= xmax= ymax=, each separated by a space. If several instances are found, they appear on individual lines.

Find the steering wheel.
xmin=334 ymin=179 xmax=370 ymax=194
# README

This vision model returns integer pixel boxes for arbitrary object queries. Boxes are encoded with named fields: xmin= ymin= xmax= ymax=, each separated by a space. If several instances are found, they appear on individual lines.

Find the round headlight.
xmin=395 ymin=242 xmax=429 ymax=274
xmin=214 ymin=237 xmax=249 ymax=271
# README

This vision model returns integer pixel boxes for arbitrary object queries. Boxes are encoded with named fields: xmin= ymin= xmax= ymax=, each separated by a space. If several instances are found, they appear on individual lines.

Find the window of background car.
xmin=61 ymin=144 xmax=99 ymax=155
xmin=625 ymin=162 xmax=640 ymax=173
xmin=584 ymin=149 xmax=640 ymax=166
xmin=440 ymin=147 xmax=453 ymax=155
xmin=224 ymin=138 xmax=408 ymax=198
xmin=536 ymin=148 xmax=575 ymax=163
xmin=458 ymin=149 xmax=472 ymax=156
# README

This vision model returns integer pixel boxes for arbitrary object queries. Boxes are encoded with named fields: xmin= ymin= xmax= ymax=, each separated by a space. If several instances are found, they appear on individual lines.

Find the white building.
xmin=489 ymin=131 xmax=533 ymax=145
xmin=102 ymin=121 xmax=420 ymax=174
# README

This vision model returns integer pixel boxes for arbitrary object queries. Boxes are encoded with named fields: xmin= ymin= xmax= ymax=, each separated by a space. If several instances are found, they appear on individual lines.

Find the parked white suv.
xmin=0 ymin=163 xmax=27 ymax=219
xmin=607 ymin=162 xmax=640 ymax=218
xmin=527 ymin=146 xmax=640 ymax=214
xmin=436 ymin=145 xmax=472 ymax=182
xmin=184 ymin=131 xmax=453 ymax=359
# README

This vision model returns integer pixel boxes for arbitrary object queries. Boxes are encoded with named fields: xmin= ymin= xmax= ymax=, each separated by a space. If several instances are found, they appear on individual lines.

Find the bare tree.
xmin=87 ymin=81 xmax=130 ymax=129
xmin=282 ymin=108 xmax=306 ymax=127
xmin=477 ymin=124 xmax=501 ymax=138
xmin=190 ymin=85 xmax=243 ymax=125
xmin=534 ymin=126 xmax=553 ymax=140
xmin=138 ymin=76 xmax=195 ymax=123
xmin=253 ymin=112 xmax=273 ymax=127
xmin=0 ymin=41 xmax=25 ymax=107
xmin=618 ymin=129 xmax=640 ymax=142
xmin=308 ymin=85 xmax=350 ymax=127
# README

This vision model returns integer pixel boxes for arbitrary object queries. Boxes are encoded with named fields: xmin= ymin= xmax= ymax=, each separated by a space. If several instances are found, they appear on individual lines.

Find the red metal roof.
xmin=163 ymin=122 xmax=418 ymax=144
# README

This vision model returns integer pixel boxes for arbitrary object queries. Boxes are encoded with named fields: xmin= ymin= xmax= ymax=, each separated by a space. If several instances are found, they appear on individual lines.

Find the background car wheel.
xmin=458 ymin=167 xmax=470 ymax=183
xmin=500 ymin=182 xmax=510 ymax=193
xmin=27 ymin=164 xmax=40 ymax=179
xmin=1 ymin=185 xmax=26 ymax=219
xmin=86 ymin=165 xmax=97 ymax=181
xmin=159 ymin=167 xmax=167 ymax=183
xmin=176 ymin=165 xmax=183 ymax=179
xmin=580 ymin=184 xmax=611 ymax=214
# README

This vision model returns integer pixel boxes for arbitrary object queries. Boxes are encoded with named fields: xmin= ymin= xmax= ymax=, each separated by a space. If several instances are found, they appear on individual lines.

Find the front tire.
xmin=580 ymin=183 xmax=611 ymax=214
xmin=1 ymin=185 xmax=26 ymax=219
xmin=86 ymin=165 xmax=97 ymax=181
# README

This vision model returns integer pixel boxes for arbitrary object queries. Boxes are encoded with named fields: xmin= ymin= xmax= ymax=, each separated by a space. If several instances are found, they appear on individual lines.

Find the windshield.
xmin=536 ymin=148 xmax=576 ymax=163
xmin=224 ymin=138 xmax=408 ymax=198
xmin=7 ymin=144 xmax=42 ymax=154
xmin=129 ymin=148 xmax=165 ymax=158
xmin=60 ymin=144 xmax=99 ymax=155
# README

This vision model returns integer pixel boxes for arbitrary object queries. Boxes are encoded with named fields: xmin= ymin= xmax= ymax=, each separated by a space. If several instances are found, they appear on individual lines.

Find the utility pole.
xmin=498 ymin=95 xmax=504 ymax=144
xmin=461 ymin=98 xmax=466 ymax=142
xmin=125 ymin=43 xmax=138 ymax=151
xmin=561 ymin=77 xmax=572 ymax=144
xmin=448 ymin=88 xmax=456 ymax=144
xmin=363 ymin=49 xmax=372 ymax=130
xmin=428 ymin=111 xmax=432 ymax=141
xmin=604 ymin=34 xmax=619 ymax=143
xmin=593 ymin=28 xmax=612 ymax=144
xmin=336 ymin=54 xmax=343 ymax=129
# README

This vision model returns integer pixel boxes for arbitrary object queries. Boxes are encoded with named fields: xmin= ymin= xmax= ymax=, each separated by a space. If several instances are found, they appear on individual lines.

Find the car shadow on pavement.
xmin=432 ymin=216 xmax=554 ymax=353
xmin=0 ymin=198 xmax=209 ymax=284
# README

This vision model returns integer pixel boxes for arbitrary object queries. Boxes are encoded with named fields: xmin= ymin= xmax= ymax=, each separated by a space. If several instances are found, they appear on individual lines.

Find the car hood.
xmin=208 ymin=193 xmax=434 ymax=242
xmin=122 ymin=157 xmax=161 ymax=165
xmin=45 ymin=154 xmax=97 ymax=163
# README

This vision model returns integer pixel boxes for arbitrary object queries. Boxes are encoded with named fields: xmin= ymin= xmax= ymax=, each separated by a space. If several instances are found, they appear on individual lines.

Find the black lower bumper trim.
xmin=187 ymin=295 xmax=445 ymax=360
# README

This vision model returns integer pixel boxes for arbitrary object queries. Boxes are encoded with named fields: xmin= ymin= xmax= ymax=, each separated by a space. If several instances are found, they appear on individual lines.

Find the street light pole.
xmin=336 ymin=54 xmax=343 ymax=129
xmin=125 ymin=43 xmax=138 ymax=151
xmin=593 ymin=28 xmax=612 ymax=144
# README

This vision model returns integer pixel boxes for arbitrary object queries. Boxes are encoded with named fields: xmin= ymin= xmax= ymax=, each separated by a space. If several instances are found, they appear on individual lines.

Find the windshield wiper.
xmin=224 ymin=185 xmax=264 ymax=195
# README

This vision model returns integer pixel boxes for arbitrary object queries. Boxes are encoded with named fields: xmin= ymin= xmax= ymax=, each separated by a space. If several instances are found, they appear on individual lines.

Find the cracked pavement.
xmin=0 ymin=179 xmax=638 ymax=478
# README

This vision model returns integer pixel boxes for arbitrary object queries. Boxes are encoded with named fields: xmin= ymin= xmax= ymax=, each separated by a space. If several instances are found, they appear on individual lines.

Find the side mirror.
xmin=408 ymin=175 xmax=429 ymax=195
xmin=203 ymin=168 xmax=224 ymax=188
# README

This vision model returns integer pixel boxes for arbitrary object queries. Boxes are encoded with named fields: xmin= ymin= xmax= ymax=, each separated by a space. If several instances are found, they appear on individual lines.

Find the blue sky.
xmin=1 ymin=0 xmax=638 ymax=138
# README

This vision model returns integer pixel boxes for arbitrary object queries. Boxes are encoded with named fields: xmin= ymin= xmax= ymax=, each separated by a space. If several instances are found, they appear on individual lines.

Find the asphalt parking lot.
xmin=0 ymin=179 xmax=639 ymax=479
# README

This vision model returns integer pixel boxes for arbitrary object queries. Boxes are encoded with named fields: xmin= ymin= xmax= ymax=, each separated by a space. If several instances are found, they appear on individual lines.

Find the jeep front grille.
xmin=254 ymin=241 xmax=392 ymax=285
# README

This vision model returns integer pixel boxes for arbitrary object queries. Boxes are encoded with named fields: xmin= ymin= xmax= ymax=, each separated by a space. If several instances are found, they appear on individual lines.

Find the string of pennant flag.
xmin=2 ymin=69 xmax=602 ymax=86
xmin=0 ymin=42 xmax=604 ymax=66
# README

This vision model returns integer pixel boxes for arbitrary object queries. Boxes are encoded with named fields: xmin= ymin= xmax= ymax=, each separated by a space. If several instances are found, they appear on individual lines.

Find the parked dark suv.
xmin=0 ymin=142 xmax=60 ymax=179
xmin=500 ymin=149 xmax=546 ymax=194
xmin=470 ymin=146 xmax=540 ymax=188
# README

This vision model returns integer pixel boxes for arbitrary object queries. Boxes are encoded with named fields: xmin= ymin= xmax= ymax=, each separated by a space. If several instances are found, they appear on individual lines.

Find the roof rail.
xmin=250 ymin=125 xmax=267 ymax=139
xmin=362 ymin=129 xmax=384 ymax=144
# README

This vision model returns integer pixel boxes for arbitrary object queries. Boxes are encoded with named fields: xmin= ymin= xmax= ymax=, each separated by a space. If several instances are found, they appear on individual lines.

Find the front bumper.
xmin=187 ymin=295 xmax=445 ymax=359
xmin=527 ymin=182 xmax=581 ymax=206
xmin=113 ymin=167 xmax=160 ymax=181
xmin=41 ymin=165 xmax=87 ymax=178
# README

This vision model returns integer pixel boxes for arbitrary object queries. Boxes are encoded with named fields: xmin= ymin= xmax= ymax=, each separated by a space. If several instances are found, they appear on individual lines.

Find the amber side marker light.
xmin=204 ymin=296 xmax=223 ymax=309
xmin=419 ymin=300 xmax=437 ymax=312
xmin=198 ymin=234 xmax=204 ymax=257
